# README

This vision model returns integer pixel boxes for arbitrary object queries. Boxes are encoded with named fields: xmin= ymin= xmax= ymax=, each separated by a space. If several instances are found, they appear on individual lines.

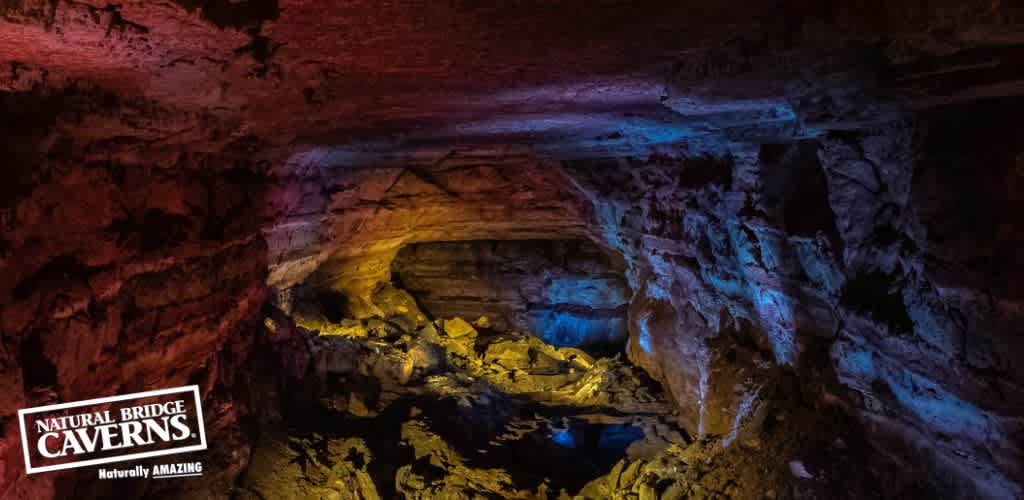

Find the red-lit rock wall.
xmin=0 ymin=89 xmax=273 ymax=498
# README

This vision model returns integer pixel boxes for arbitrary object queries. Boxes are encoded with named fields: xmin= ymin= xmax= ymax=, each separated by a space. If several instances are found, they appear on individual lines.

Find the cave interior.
xmin=1 ymin=1 xmax=1024 ymax=499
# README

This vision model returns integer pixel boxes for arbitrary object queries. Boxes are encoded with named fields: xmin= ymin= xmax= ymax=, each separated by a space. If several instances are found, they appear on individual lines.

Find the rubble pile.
xmin=237 ymin=287 xmax=883 ymax=499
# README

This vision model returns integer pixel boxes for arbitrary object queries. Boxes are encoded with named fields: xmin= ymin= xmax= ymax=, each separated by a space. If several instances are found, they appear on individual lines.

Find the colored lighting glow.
xmin=550 ymin=429 xmax=576 ymax=448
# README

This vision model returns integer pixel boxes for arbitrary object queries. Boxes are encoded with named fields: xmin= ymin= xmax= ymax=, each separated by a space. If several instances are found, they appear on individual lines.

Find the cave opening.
xmin=260 ymin=236 xmax=675 ymax=495
xmin=390 ymin=239 xmax=632 ymax=356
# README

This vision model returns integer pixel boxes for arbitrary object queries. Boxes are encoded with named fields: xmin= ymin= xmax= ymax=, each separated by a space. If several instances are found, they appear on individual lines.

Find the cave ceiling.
xmin=3 ymin=0 xmax=1022 ymax=164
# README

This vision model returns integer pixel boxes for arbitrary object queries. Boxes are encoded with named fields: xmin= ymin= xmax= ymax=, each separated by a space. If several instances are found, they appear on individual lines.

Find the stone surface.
xmin=393 ymin=239 xmax=631 ymax=348
xmin=241 ymin=292 xmax=914 ymax=499
xmin=1 ymin=1 xmax=1023 ymax=498
xmin=241 ymin=295 xmax=693 ymax=498
xmin=238 ymin=432 xmax=381 ymax=500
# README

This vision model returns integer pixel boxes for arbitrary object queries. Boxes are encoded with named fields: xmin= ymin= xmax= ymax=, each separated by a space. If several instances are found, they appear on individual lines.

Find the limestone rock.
xmin=442 ymin=317 xmax=478 ymax=339
xmin=239 ymin=432 xmax=381 ymax=500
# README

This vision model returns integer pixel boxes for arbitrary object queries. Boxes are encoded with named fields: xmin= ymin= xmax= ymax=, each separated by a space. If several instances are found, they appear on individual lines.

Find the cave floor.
xmin=235 ymin=299 xmax=887 ymax=499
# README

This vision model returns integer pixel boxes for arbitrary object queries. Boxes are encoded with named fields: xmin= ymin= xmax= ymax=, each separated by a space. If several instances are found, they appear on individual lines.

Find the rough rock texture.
xmin=237 ymin=432 xmax=381 ymax=500
xmin=0 ymin=91 xmax=272 ymax=498
xmin=392 ymin=239 xmax=631 ymax=348
xmin=276 ymin=127 xmax=1024 ymax=497
xmin=241 ymin=293 xmax=690 ymax=497
xmin=242 ymin=295 xmax=871 ymax=499
xmin=266 ymin=153 xmax=593 ymax=306
xmin=564 ymin=122 xmax=1024 ymax=497
xmin=2 ymin=1 xmax=1024 ymax=498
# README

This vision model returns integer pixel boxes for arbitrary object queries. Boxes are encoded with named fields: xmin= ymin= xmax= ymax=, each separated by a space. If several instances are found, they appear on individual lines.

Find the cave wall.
xmin=560 ymin=112 xmax=1024 ymax=497
xmin=263 ymin=152 xmax=594 ymax=318
xmin=826 ymin=103 xmax=1024 ymax=498
xmin=563 ymin=150 xmax=834 ymax=439
xmin=0 ymin=87 xmax=273 ymax=498
xmin=392 ymin=239 xmax=630 ymax=348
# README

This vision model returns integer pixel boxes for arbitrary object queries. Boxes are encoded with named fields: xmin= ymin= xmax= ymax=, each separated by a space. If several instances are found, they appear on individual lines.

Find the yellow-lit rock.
xmin=441 ymin=317 xmax=478 ymax=339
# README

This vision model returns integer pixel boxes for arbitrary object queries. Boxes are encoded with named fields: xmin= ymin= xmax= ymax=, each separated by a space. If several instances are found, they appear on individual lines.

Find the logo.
xmin=18 ymin=385 xmax=207 ymax=474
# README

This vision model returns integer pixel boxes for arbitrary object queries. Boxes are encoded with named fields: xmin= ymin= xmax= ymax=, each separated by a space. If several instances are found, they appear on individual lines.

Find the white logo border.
xmin=18 ymin=385 xmax=208 ymax=474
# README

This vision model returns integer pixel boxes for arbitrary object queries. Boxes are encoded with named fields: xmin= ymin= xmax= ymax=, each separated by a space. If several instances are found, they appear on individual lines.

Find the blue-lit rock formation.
xmin=561 ymin=108 xmax=1024 ymax=498
xmin=392 ymin=239 xmax=630 ymax=350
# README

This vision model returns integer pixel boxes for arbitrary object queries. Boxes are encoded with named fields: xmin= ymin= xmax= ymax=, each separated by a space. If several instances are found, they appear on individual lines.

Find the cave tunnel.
xmin=2 ymin=1 xmax=1024 ymax=499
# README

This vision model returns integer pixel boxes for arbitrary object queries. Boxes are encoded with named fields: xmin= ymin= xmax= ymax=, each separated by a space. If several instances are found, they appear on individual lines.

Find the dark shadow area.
xmin=19 ymin=333 xmax=58 ymax=392
xmin=840 ymin=271 xmax=913 ymax=335
xmin=279 ymin=392 xmax=646 ymax=496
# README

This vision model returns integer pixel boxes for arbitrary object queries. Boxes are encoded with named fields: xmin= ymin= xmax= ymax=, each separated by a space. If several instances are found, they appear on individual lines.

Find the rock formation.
xmin=1 ymin=1 xmax=1023 ymax=498
xmin=391 ymin=239 xmax=630 ymax=349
